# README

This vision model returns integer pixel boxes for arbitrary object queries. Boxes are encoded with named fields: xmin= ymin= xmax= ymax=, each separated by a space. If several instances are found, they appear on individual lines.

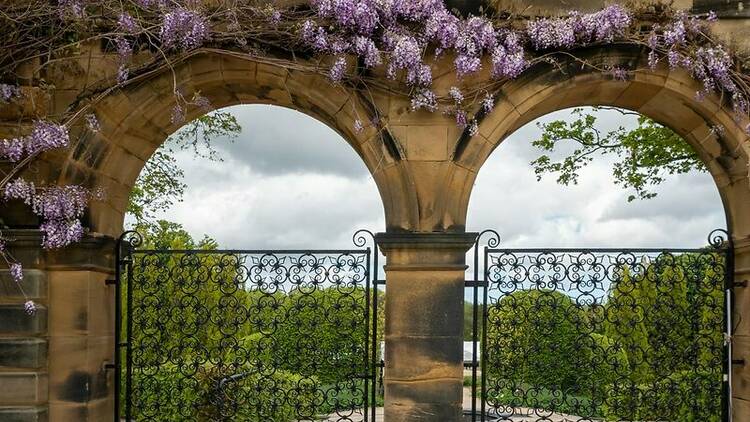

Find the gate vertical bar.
xmin=720 ymin=229 xmax=735 ymax=422
xmin=125 ymin=241 xmax=135 ymax=421
xmin=364 ymin=247 xmax=371 ymax=422
xmin=113 ymin=237 xmax=123 ymax=422
xmin=471 ymin=237 xmax=479 ymax=422
xmin=480 ymin=244 xmax=489 ymax=422
xmin=372 ymin=247 xmax=379 ymax=421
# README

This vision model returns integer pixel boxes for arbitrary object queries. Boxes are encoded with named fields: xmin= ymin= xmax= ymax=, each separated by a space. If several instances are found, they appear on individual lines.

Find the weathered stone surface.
xmin=0 ymin=305 xmax=47 ymax=335
xmin=0 ymin=338 xmax=47 ymax=370
xmin=0 ymin=373 xmax=48 ymax=404
xmin=0 ymin=406 xmax=48 ymax=422
xmin=0 ymin=270 xmax=47 ymax=300
xmin=377 ymin=232 xmax=477 ymax=421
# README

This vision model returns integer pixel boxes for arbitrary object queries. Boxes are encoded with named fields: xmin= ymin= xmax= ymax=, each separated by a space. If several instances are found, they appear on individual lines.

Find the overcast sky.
xmin=151 ymin=105 xmax=725 ymax=250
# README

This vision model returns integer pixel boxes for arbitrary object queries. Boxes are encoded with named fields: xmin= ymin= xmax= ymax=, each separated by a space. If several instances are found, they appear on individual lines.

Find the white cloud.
xmin=155 ymin=105 xmax=725 ymax=250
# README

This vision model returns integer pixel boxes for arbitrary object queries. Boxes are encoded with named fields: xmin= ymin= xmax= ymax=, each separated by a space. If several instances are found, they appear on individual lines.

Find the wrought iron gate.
xmin=467 ymin=229 xmax=734 ymax=422
xmin=114 ymin=230 xmax=381 ymax=422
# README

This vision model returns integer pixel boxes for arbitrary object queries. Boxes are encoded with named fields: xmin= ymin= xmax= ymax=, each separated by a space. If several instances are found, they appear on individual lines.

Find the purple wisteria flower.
xmin=4 ymin=178 xmax=35 ymax=204
xmin=0 ymin=121 xmax=73 ymax=162
xmin=193 ymin=94 xmax=211 ymax=111
xmin=410 ymin=89 xmax=437 ymax=112
xmin=481 ymin=93 xmax=495 ymax=113
xmin=468 ymin=120 xmax=478 ymax=137
xmin=0 ymin=84 xmax=21 ymax=103
xmin=160 ymin=8 xmax=210 ymax=51
xmin=3 ymin=184 xmax=91 ymax=249
xmin=329 ymin=57 xmax=347 ymax=83
xmin=26 ymin=121 xmax=69 ymax=155
xmin=455 ymin=110 xmax=468 ymax=128
xmin=269 ymin=9 xmax=282 ymax=26
xmin=491 ymin=33 xmax=527 ymax=79
xmin=302 ymin=21 xmax=330 ymax=51
xmin=171 ymin=104 xmax=185 ymax=124
xmin=353 ymin=37 xmax=382 ymax=68
xmin=117 ymin=66 xmax=129 ymax=84
xmin=41 ymin=219 xmax=84 ymax=249
xmin=663 ymin=18 xmax=687 ymax=46
xmin=648 ymin=50 xmax=659 ymax=70
xmin=24 ymin=300 xmax=36 ymax=315
xmin=118 ymin=12 xmax=139 ymax=34
xmin=610 ymin=66 xmax=628 ymax=81
xmin=388 ymin=36 xmax=422 ymax=78
xmin=0 ymin=138 xmax=24 ymax=162
xmin=58 ymin=0 xmax=84 ymax=19
xmin=85 ymin=114 xmax=100 ymax=132
xmin=424 ymin=9 xmax=459 ymax=50
xmin=527 ymin=5 xmax=630 ymax=50
xmin=449 ymin=86 xmax=463 ymax=105
xmin=406 ymin=64 xmax=432 ymax=86
xmin=31 ymin=185 xmax=89 ymax=222
xmin=10 ymin=263 xmax=23 ymax=282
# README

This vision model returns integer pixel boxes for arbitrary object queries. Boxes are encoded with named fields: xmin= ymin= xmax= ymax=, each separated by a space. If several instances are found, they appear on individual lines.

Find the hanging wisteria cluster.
xmin=1 ymin=0 xmax=750 ymax=314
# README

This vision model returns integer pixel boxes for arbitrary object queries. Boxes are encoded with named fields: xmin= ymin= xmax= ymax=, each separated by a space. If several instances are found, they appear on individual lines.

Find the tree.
xmin=127 ymin=111 xmax=241 ymax=226
xmin=531 ymin=107 xmax=707 ymax=202
xmin=486 ymin=290 xmax=589 ymax=392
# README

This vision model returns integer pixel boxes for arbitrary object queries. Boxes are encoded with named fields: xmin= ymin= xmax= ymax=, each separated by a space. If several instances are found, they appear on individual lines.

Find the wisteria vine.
xmin=1 ymin=0 xmax=750 ymax=314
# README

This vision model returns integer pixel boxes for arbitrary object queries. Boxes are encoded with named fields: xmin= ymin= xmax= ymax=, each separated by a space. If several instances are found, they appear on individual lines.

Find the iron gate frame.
xmin=113 ymin=229 xmax=382 ymax=422
xmin=466 ymin=229 xmax=736 ymax=422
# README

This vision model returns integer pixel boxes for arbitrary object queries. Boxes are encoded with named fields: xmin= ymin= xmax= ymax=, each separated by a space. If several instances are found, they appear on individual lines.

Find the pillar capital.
xmin=375 ymin=231 xmax=478 ymax=250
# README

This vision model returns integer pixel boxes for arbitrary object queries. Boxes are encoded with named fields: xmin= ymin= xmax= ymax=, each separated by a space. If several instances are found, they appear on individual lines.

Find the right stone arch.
xmin=453 ymin=44 xmax=750 ymax=414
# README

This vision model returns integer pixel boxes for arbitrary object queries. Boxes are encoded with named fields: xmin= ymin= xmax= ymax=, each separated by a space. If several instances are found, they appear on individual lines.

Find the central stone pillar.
xmin=376 ymin=232 xmax=477 ymax=422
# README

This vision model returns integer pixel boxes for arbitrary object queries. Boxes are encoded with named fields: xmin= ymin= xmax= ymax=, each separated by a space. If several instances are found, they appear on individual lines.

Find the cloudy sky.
xmin=150 ymin=104 xmax=725 ymax=251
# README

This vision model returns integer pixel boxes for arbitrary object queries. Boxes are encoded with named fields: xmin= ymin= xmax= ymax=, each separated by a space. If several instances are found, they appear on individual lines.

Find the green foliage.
xmin=132 ymin=363 xmax=318 ymax=422
xmin=531 ymin=107 xmax=706 ymax=201
xmin=123 ymin=221 xmax=384 ymax=420
xmin=486 ymin=290 xmax=589 ymax=392
xmin=127 ymin=111 xmax=241 ymax=225
xmin=602 ymin=370 xmax=722 ymax=422
xmin=463 ymin=301 xmax=483 ymax=341
xmin=484 ymin=252 xmax=726 ymax=420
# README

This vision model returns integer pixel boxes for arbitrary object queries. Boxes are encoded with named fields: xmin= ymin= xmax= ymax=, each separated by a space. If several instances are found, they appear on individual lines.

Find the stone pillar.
xmin=376 ymin=232 xmax=476 ymax=422
xmin=0 ymin=230 xmax=116 ymax=421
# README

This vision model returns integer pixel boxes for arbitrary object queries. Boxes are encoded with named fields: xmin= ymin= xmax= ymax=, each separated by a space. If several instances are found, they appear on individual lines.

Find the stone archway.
xmin=3 ymin=15 xmax=750 ymax=422
xmin=5 ymin=50 xmax=408 ymax=421
xmin=59 ymin=51 xmax=395 ymax=236
xmin=449 ymin=45 xmax=750 ymax=418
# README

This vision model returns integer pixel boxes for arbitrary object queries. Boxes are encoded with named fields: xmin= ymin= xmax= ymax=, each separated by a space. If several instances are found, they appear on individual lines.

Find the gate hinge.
xmin=733 ymin=280 xmax=748 ymax=288
xmin=105 ymin=278 xmax=117 ymax=285
xmin=732 ymin=359 xmax=746 ymax=366
xmin=103 ymin=362 xmax=115 ymax=370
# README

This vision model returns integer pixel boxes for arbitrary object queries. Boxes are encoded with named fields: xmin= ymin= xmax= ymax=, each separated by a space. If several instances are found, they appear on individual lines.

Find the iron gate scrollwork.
xmin=114 ymin=230 xmax=381 ymax=422
xmin=468 ymin=229 xmax=734 ymax=422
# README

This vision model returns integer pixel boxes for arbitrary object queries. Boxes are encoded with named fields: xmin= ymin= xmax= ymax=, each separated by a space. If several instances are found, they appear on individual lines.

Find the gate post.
xmin=375 ymin=232 xmax=477 ymax=422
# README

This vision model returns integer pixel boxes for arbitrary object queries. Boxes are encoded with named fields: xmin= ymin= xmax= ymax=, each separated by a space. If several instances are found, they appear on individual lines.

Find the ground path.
xmin=322 ymin=387 xmax=585 ymax=421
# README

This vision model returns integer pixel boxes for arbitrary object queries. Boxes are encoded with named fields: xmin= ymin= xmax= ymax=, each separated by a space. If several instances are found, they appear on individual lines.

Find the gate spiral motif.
xmin=115 ymin=231 xmax=380 ymax=422
xmin=468 ymin=229 xmax=733 ymax=422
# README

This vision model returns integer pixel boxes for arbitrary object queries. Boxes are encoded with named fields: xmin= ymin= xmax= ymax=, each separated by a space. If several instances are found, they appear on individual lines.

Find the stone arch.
xmin=454 ymin=45 xmax=749 ymax=241
xmin=450 ymin=44 xmax=750 ymax=412
xmin=53 ymin=50 xmax=398 ymax=236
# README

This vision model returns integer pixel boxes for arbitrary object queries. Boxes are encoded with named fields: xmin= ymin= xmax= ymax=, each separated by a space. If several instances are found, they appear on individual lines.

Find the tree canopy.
xmin=531 ymin=107 xmax=707 ymax=202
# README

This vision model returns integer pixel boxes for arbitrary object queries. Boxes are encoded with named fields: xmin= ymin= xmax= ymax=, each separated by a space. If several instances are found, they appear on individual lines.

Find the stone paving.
xmin=321 ymin=388 xmax=586 ymax=421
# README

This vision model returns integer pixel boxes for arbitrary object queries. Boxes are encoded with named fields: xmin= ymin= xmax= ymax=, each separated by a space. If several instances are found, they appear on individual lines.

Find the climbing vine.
xmin=1 ymin=0 xmax=749 ymax=313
